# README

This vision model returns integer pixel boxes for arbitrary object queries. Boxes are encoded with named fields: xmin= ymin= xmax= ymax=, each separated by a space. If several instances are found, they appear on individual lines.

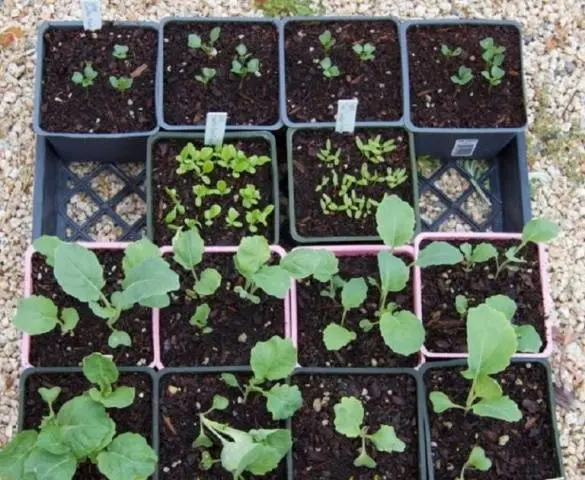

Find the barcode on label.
xmin=204 ymin=112 xmax=227 ymax=146
xmin=335 ymin=99 xmax=358 ymax=133
xmin=451 ymin=139 xmax=479 ymax=157
xmin=80 ymin=0 xmax=102 ymax=31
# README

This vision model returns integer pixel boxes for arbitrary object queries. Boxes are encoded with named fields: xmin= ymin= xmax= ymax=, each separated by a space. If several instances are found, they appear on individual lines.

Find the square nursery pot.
xmin=146 ymin=131 xmax=280 ymax=246
xmin=290 ymin=245 xmax=424 ymax=369
xmin=33 ymin=21 xmax=160 ymax=163
xmin=419 ymin=359 xmax=565 ymax=480
xmin=287 ymin=126 xmax=420 ymax=243
xmin=281 ymin=16 xmax=404 ymax=127
xmin=413 ymin=232 xmax=553 ymax=359
xmin=153 ymin=245 xmax=292 ymax=369
xmin=20 ymin=242 xmax=157 ymax=369
xmin=288 ymin=367 xmax=427 ymax=479
xmin=18 ymin=366 xmax=158 ymax=478
xmin=402 ymin=19 xmax=527 ymax=159
xmin=158 ymin=17 xmax=282 ymax=130
xmin=31 ymin=136 xmax=147 ymax=241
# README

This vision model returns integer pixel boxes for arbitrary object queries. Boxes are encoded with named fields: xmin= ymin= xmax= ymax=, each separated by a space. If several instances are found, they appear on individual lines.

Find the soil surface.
xmin=163 ymin=21 xmax=279 ymax=126
xmin=152 ymin=137 xmax=275 ymax=246
xmin=160 ymin=253 xmax=285 ymax=367
xmin=292 ymin=372 xmax=420 ymax=479
xmin=297 ymin=252 xmax=419 ymax=367
xmin=23 ymin=371 xmax=153 ymax=479
xmin=292 ymin=129 xmax=413 ymax=239
xmin=159 ymin=372 xmax=285 ymax=479
xmin=40 ymin=23 xmax=157 ymax=133
xmin=426 ymin=362 xmax=561 ymax=479
xmin=407 ymin=24 xmax=526 ymax=128
xmin=29 ymin=251 xmax=153 ymax=367
xmin=285 ymin=20 xmax=402 ymax=123
xmin=419 ymin=239 xmax=545 ymax=353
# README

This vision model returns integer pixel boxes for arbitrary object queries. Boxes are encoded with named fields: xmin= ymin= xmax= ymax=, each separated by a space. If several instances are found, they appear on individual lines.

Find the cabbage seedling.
xmin=333 ymin=396 xmax=405 ymax=468
xmin=239 ymin=184 xmax=261 ymax=209
xmin=319 ymin=57 xmax=341 ymax=79
xmin=71 ymin=62 xmax=98 ymax=87
xmin=246 ymin=205 xmax=275 ymax=233
xmin=319 ymin=30 xmax=336 ymax=52
xmin=112 ymin=44 xmax=129 ymax=59
xmin=109 ymin=75 xmax=133 ymax=92
xmin=231 ymin=43 xmax=261 ymax=77
xmin=481 ymin=65 xmax=505 ymax=87
xmin=203 ymin=204 xmax=222 ymax=226
xmin=458 ymin=446 xmax=492 ymax=480
xmin=195 ymin=67 xmax=217 ymax=85
xmin=441 ymin=44 xmax=462 ymax=57
xmin=353 ymin=42 xmax=376 ymax=61
xmin=356 ymin=135 xmax=396 ymax=164
xmin=176 ymin=142 xmax=215 ymax=180
xmin=459 ymin=242 xmax=498 ymax=271
xmin=451 ymin=66 xmax=473 ymax=86
xmin=188 ymin=27 xmax=221 ymax=57
xmin=83 ymin=352 xmax=136 ymax=408
xmin=480 ymin=37 xmax=505 ymax=67
xmin=225 ymin=207 xmax=243 ymax=228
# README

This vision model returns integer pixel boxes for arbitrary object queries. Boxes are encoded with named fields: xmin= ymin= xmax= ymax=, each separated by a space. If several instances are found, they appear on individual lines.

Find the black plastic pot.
xmin=401 ymin=19 xmax=527 ymax=159
xmin=287 ymin=367 xmax=427 ymax=480
xmin=419 ymin=358 xmax=565 ymax=480
xmin=33 ymin=21 xmax=160 ymax=163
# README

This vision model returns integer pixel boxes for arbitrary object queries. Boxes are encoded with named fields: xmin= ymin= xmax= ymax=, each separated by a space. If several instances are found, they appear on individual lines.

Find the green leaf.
xmin=0 ymin=430 xmax=38 ymax=479
xmin=220 ymin=437 xmax=261 ymax=476
xmin=221 ymin=373 xmax=240 ymax=388
xmin=375 ymin=195 xmax=415 ymax=248
xmin=235 ymin=236 xmax=271 ymax=279
xmin=369 ymin=425 xmax=405 ymax=453
xmin=54 ymin=243 xmax=105 ymax=302
xmin=341 ymin=277 xmax=368 ymax=310
xmin=24 ymin=448 xmax=76 ymax=480
xmin=83 ymin=352 xmax=118 ymax=390
xmin=312 ymin=249 xmax=339 ymax=282
xmin=280 ymin=248 xmax=321 ymax=279
xmin=193 ymin=432 xmax=213 ymax=448
xmin=13 ymin=296 xmax=59 ymax=335
xmin=97 ymin=433 xmax=158 ymax=480
xmin=190 ymin=303 xmax=211 ymax=328
xmin=471 ymin=243 xmax=498 ymax=263
xmin=429 ymin=391 xmax=461 ymax=413
xmin=485 ymin=295 xmax=517 ymax=321
xmin=353 ymin=450 xmax=376 ymax=468
xmin=248 ymin=429 xmax=292 ymax=459
xmin=89 ymin=301 xmax=119 ymax=320
xmin=333 ymin=397 xmax=363 ymax=438
xmin=323 ymin=322 xmax=356 ymax=350
xmin=515 ymin=325 xmax=543 ymax=353
xmin=264 ymin=384 xmax=303 ymax=420
xmin=377 ymin=251 xmax=409 ymax=293
xmin=472 ymin=396 xmax=522 ymax=422
xmin=90 ymin=386 xmax=136 ymax=409
xmin=465 ymin=446 xmax=492 ymax=472
xmin=122 ymin=238 xmax=160 ymax=273
xmin=212 ymin=395 xmax=229 ymax=411
xmin=172 ymin=228 xmax=204 ymax=270
xmin=252 ymin=265 xmax=291 ymax=299
xmin=120 ymin=256 xmax=180 ymax=306
xmin=522 ymin=218 xmax=558 ymax=243
xmin=194 ymin=268 xmax=222 ymax=296
xmin=416 ymin=241 xmax=464 ymax=267
xmin=60 ymin=308 xmax=79 ymax=333
xmin=36 ymin=425 xmax=70 ymax=455
xmin=250 ymin=336 xmax=297 ymax=382
xmin=359 ymin=319 xmax=375 ymax=332
xmin=33 ymin=236 xmax=64 ymax=267
xmin=455 ymin=295 xmax=468 ymax=316
xmin=39 ymin=386 xmax=61 ymax=408
xmin=210 ymin=26 xmax=221 ymax=43
xmin=474 ymin=375 xmax=502 ymax=400
xmin=379 ymin=310 xmax=424 ymax=356
xmin=108 ymin=330 xmax=132 ymax=348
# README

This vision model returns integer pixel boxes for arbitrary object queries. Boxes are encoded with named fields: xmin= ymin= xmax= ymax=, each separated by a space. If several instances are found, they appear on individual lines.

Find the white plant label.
xmin=204 ymin=112 xmax=227 ymax=146
xmin=80 ymin=0 xmax=102 ymax=31
xmin=451 ymin=138 xmax=479 ymax=157
xmin=335 ymin=99 xmax=358 ymax=133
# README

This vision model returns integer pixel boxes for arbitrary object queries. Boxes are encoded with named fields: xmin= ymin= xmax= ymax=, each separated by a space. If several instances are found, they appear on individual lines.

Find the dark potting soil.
xmin=30 ymin=251 xmax=153 ymax=367
xmin=40 ymin=23 xmax=157 ymax=133
xmin=152 ymin=137 xmax=275 ymax=246
xmin=161 ymin=253 xmax=285 ymax=367
xmin=159 ymin=372 xmax=285 ymax=479
xmin=285 ymin=21 xmax=402 ymax=123
xmin=297 ymin=253 xmax=419 ymax=368
xmin=162 ymin=21 xmax=279 ymax=126
xmin=426 ymin=362 xmax=561 ymax=479
xmin=292 ymin=129 xmax=413 ymax=239
xmin=23 ymin=371 xmax=153 ymax=480
xmin=407 ymin=24 xmax=526 ymax=128
xmin=419 ymin=239 xmax=545 ymax=353
xmin=292 ymin=372 xmax=420 ymax=479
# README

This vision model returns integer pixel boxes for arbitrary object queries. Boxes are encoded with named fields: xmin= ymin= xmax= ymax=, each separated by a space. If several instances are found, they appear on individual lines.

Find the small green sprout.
xmin=176 ymin=143 xmax=215 ymax=180
xmin=353 ymin=42 xmax=376 ymax=61
xmin=319 ymin=57 xmax=341 ymax=79
xmin=333 ymin=397 xmax=405 ymax=469
xmin=71 ymin=62 xmax=98 ymax=87
xmin=450 ymin=66 xmax=473 ymax=86
xmin=225 ymin=207 xmax=244 ymax=228
xmin=164 ymin=187 xmax=186 ymax=224
xmin=231 ymin=43 xmax=261 ymax=77
xmin=458 ymin=446 xmax=492 ymax=480
xmin=188 ymin=27 xmax=221 ymax=57
xmin=441 ymin=44 xmax=462 ymax=57
xmin=384 ymin=167 xmax=408 ymax=189
xmin=481 ymin=64 xmax=505 ymax=86
xmin=355 ymin=135 xmax=396 ymax=164
xmin=203 ymin=204 xmax=222 ymax=226
xmin=480 ymin=37 xmax=506 ymax=67
xmin=246 ymin=205 xmax=275 ymax=233
xmin=190 ymin=304 xmax=212 ymax=334
xmin=239 ymin=184 xmax=261 ymax=209
xmin=112 ymin=44 xmax=129 ymax=59
xmin=317 ymin=139 xmax=342 ymax=166
xmin=319 ymin=30 xmax=336 ymax=52
xmin=195 ymin=67 xmax=217 ymax=85
xmin=459 ymin=242 xmax=498 ymax=272
xmin=109 ymin=75 xmax=133 ymax=92
xmin=455 ymin=294 xmax=468 ymax=319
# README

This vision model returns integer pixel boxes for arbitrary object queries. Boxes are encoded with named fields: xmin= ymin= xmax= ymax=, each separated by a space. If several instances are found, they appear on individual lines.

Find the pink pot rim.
xmin=153 ymin=244 xmax=292 ymax=370
xmin=413 ymin=232 xmax=554 ymax=360
xmin=289 ymin=244 xmax=424 ymax=369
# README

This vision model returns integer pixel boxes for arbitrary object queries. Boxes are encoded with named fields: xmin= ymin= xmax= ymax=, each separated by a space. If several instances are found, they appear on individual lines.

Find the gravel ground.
xmin=0 ymin=0 xmax=584 ymax=477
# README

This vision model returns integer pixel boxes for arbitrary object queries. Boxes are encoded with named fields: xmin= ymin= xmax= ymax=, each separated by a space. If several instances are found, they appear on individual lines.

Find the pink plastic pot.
xmin=413 ymin=232 xmax=553 ymax=360
xmin=289 ymin=245 xmax=425 ymax=369
xmin=20 ymin=242 xmax=158 ymax=370
xmin=153 ymin=245 xmax=292 ymax=369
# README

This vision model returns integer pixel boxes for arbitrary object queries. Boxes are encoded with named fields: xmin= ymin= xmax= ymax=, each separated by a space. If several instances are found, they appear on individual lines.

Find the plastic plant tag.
xmin=80 ymin=0 xmax=102 ymax=31
xmin=204 ymin=112 xmax=227 ymax=146
xmin=335 ymin=99 xmax=358 ymax=133
xmin=451 ymin=139 xmax=479 ymax=157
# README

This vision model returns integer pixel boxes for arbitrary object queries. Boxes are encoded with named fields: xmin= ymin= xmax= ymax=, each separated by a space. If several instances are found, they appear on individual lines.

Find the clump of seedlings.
xmin=0 ymin=353 xmax=157 ymax=479
xmin=13 ymin=236 xmax=179 ymax=348
xmin=188 ymin=27 xmax=221 ymax=57
xmin=71 ymin=62 xmax=98 ymax=87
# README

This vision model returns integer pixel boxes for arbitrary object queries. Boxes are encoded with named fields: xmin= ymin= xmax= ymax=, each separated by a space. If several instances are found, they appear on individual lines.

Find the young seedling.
xmin=384 ymin=167 xmax=409 ymax=189
xmin=203 ymin=204 xmax=222 ymax=226
xmin=109 ymin=75 xmax=133 ymax=92
xmin=231 ymin=43 xmax=261 ymax=77
xmin=225 ymin=207 xmax=244 ymax=228
xmin=239 ymin=184 xmax=261 ymax=209
xmin=459 ymin=242 xmax=498 ymax=272
xmin=195 ymin=67 xmax=217 ymax=85
xmin=482 ymin=64 xmax=505 ymax=87
xmin=353 ymin=42 xmax=376 ymax=61
xmin=190 ymin=304 xmax=212 ymax=334
xmin=14 ymin=236 xmax=179 ymax=348
xmin=83 ymin=352 xmax=136 ymax=408
xmin=480 ymin=37 xmax=506 ymax=67
xmin=246 ymin=205 xmax=275 ymax=233
xmin=215 ymin=143 xmax=271 ymax=178
xmin=176 ymin=142 xmax=215 ymax=179
xmin=317 ymin=139 xmax=342 ymax=166
xmin=319 ymin=30 xmax=336 ymax=52
xmin=71 ymin=62 xmax=98 ymax=87
xmin=164 ymin=187 xmax=186 ymax=224
xmin=220 ymin=336 xmax=302 ymax=420
xmin=188 ymin=26 xmax=221 ymax=57
xmin=451 ymin=66 xmax=473 ymax=86
xmin=355 ymin=135 xmax=396 ymax=164
xmin=441 ymin=44 xmax=462 ymax=57
xmin=319 ymin=57 xmax=341 ymax=79
xmin=112 ymin=44 xmax=129 ymax=59
xmin=455 ymin=294 xmax=468 ymax=319
xmin=458 ymin=446 xmax=492 ymax=480
xmin=333 ymin=396 xmax=405 ymax=468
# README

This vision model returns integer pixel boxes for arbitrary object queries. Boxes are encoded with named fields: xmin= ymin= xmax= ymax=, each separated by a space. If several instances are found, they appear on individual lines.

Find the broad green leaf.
xmin=108 ymin=330 xmax=132 ymax=348
xmin=122 ymin=238 xmax=160 ymax=273
xmin=194 ymin=268 xmax=222 ymax=296
xmin=83 ymin=352 xmax=118 ymax=390
xmin=221 ymin=373 xmax=240 ymax=388
xmin=280 ymin=249 xmax=320 ymax=279
xmin=221 ymin=439 xmax=262 ymax=477
xmin=471 ymin=243 xmax=498 ymax=263
xmin=264 ymin=384 xmax=303 ymax=420
xmin=522 ymin=218 xmax=558 ymax=244
xmin=353 ymin=450 xmax=376 ymax=468
xmin=369 ymin=425 xmax=405 ymax=453
xmin=243 ymin=443 xmax=285 ymax=475
xmin=89 ymin=301 xmax=119 ymax=320
xmin=139 ymin=294 xmax=170 ymax=308
xmin=13 ymin=296 xmax=59 ymax=335
xmin=0 ymin=430 xmax=38 ymax=479
xmin=24 ymin=448 xmax=76 ymax=480
xmin=485 ymin=295 xmax=517 ymax=321
xmin=460 ymin=243 xmax=472 ymax=260
xmin=212 ymin=395 xmax=229 ymax=411
xmin=190 ymin=303 xmax=211 ymax=328
xmin=60 ymin=308 xmax=79 ymax=333
xmin=312 ymin=249 xmax=339 ymax=282
xmin=375 ymin=195 xmax=415 ymax=248
xmin=515 ymin=325 xmax=543 ymax=353
xmin=33 ymin=236 xmax=64 ymax=267
xmin=333 ymin=397 xmax=363 ymax=438
xmin=455 ymin=295 xmax=468 ymax=316
xmin=379 ymin=310 xmax=424 ymax=356
xmin=429 ymin=391 xmax=461 ymax=413
xmin=474 ymin=375 xmax=502 ymax=400
xmin=467 ymin=304 xmax=517 ymax=377
xmin=252 ymin=265 xmax=291 ymax=299
xmin=341 ymin=277 xmax=368 ymax=310
xmin=89 ymin=386 xmax=135 ymax=409
xmin=248 ymin=429 xmax=292 ymax=459
xmin=54 ymin=243 xmax=104 ymax=302
xmin=466 ymin=446 xmax=492 ymax=471
xmin=235 ymin=236 xmax=270 ymax=279
xmin=416 ymin=241 xmax=464 ymax=267
xmin=36 ymin=425 xmax=70 ymax=455
xmin=471 ymin=396 xmax=522 ymax=422
xmin=377 ymin=251 xmax=409 ymax=293
xmin=172 ymin=228 xmax=204 ymax=270
xmin=323 ymin=323 xmax=356 ymax=351
xmin=120 ymin=256 xmax=180 ymax=306
xmin=250 ymin=336 xmax=297 ymax=382
xmin=97 ymin=433 xmax=158 ymax=480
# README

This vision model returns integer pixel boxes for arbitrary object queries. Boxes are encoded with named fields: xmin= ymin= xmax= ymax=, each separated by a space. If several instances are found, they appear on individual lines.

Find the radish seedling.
xmin=319 ymin=30 xmax=336 ymax=53
xmin=231 ymin=43 xmax=261 ymax=77
xmin=319 ymin=57 xmax=341 ymax=79
xmin=441 ymin=44 xmax=462 ymax=57
xmin=195 ymin=67 xmax=217 ymax=85
xmin=458 ymin=446 xmax=492 ymax=479
xmin=71 ymin=62 xmax=98 ymax=87
xmin=112 ymin=44 xmax=129 ymax=59
xmin=451 ymin=66 xmax=474 ymax=86
xmin=353 ymin=42 xmax=376 ymax=61
xmin=188 ymin=27 xmax=221 ymax=57
xmin=109 ymin=75 xmax=133 ymax=92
